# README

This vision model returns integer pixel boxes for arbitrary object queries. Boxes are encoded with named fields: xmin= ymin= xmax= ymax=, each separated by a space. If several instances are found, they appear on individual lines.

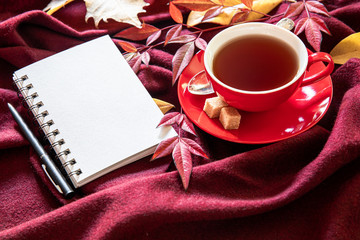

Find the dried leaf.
xmin=172 ymin=41 xmax=195 ymax=85
xmin=172 ymin=0 xmax=217 ymax=11
xmin=44 ymin=0 xmax=75 ymax=15
xmin=167 ymin=35 xmax=196 ymax=45
xmin=304 ymin=18 xmax=322 ymax=52
xmin=187 ymin=0 xmax=282 ymax=26
xmin=172 ymin=141 xmax=193 ymax=190
xmin=141 ymin=51 xmax=151 ymax=66
xmin=180 ymin=138 xmax=208 ymax=159
xmin=146 ymin=30 xmax=162 ymax=46
xmin=330 ymin=32 xmax=360 ymax=65
xmin=284 ymin=1 xmax=304 ymax=18
xmin=84 ymin=0 xmax=149 ymax=28
xmin=241 ymin=0 xmax=253 ymax=9
xmin=114 ymin=23 xmax=159 ymax=41
xmin=305 ymin=1 xmax=330 ymax=17
xmin=170 ymin=2 xmax=183 ymax=24
xmin=151 ymin=136 xmax=178 ymax=160
xmin=153 ymin=98 xmax=175 ymax=114
xmin=157 ymin=112 xmax=184 ymax=128
xmin=230 ymin=10 xmax=249 ymax=23
xmin=202 ymin=6 xmax=224 ymax=22
xmin=246 ymin=0 xmax=281 ymax=21
xmin=165 ymin=24 xmax=183 ymax=45
xmin=116 ymin=40 xmax=138 ymax=53
xmin=179 ymin=115 xmax=197 ymax=135
xmin=195 ymin=37 xmax=207 ymax=51
xmin=212 ymin=0 xmax=242 ymax=6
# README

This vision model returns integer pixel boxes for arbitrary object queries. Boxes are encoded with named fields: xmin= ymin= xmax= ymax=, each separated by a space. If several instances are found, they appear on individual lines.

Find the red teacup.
xmin=204 ymin=23 xmax=334 ymax=112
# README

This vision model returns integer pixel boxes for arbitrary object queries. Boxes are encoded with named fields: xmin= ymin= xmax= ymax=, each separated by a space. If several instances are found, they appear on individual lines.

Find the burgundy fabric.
xmin=1 ymin=1 xmax=360 ymax=239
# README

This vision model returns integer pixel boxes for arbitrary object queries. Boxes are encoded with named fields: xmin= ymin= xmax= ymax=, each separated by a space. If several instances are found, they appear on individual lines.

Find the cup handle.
xmin=300 ymin=52 xmax=334 ymax=87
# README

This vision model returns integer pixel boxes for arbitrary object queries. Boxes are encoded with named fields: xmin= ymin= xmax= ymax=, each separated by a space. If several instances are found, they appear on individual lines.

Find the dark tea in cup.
xmin=203 ymin=23 xmax=334 ymax=112
xmin=213 ymin=35 xmax=299 ymax=92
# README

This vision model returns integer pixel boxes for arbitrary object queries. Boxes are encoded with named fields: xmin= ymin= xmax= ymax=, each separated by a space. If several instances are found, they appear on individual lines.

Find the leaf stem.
xmin=303 ymin=0 xmax=311 ymax=18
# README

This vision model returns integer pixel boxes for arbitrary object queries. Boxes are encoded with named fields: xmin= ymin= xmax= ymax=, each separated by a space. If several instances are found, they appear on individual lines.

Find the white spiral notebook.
xmin=13 ymin=35 xmax=176 ymax=188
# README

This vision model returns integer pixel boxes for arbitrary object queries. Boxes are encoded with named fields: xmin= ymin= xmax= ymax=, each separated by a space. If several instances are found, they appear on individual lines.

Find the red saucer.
xmin=178 ymin=51 xmax=333 ymax=144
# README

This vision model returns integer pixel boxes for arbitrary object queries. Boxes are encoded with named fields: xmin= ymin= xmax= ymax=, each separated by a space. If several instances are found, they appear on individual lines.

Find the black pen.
xmin=7 ymin=103 xmax=74 ymax=198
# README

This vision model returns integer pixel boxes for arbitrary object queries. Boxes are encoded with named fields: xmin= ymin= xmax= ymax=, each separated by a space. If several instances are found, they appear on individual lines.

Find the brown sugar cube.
xmin=219 ymin=107 xmax=241 ymax=130
xmin=203 ymin=96 xmax=228 ymax=118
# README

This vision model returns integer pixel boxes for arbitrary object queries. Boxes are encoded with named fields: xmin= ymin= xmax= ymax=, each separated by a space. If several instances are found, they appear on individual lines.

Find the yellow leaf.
xmin=247 ymin=0 xmax=282 ymax=21
xmin=153 ymin=98 xmax=175 ymax=114
xmin=187 ymin=0 xmax=282 ymax=26
xmin=44 ymin=0 xmax=75 ymax=15
xmin=212 ymin=0 xmax=243 ymax=6
xmin=330 ymin=32 xmax=360 ymax=65
xmin=44 ymin=0 xmax=149 ymax=28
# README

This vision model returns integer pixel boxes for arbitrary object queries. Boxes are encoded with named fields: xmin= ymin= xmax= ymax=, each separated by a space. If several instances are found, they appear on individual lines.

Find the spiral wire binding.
xmin=13 ymin=74 xmax=82 ymax=179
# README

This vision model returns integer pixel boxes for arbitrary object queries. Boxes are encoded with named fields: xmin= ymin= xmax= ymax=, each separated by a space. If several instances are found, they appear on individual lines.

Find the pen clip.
xmin=41 ymin=164 xmax=63 ymax=194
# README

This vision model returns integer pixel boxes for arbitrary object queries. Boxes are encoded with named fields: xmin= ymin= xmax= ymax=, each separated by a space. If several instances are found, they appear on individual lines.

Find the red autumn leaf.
xmin=241 ymin=0 xmax=253 ymax=9
xmin=169 ymin=2 xmax=183 ymax=24
xmin=165 ymin=24 xmax=183 ymax=46
xmin=195 ymin=37 xmax=207 ymax=51
xmin=180 ymin=138 xmax=208 ymax=159
xmin=171 ymin=0 xmax=217 ymax=11
xmin=305 ymin=1 xmax=330 ymax=17
xmin=116 ymin=40 xmax=137 ymax=53
xmin=172 ymin=41 xmax=195 ymax=85
xmin=146 ymin=30 xmax=162 ymax=46
xmin=151 ymin=136 xmax=178 ymax=160
xmin=304 ymin=18 xmax=322 ymax=52
xmin=128 ymin=54 xmax=142 ymax=73
xmin=230 ymin=10 xmax=249 ymax=24
xmin=172 ymin=140 xmax=193 ymax=190
xmin=202 ymin=6 xmax=223 ymax=22
xmin=114 ymin=23 xmax=159 ymax=41
xmin=311 ymin=16 xmax=331 ymax=35
xmin=167 ymin=35 xmax=196 ymax=45
xmin=141 ymin=51 xmax=151 ymax=66
xmin=157 ymin=112 xmax=184 ymax=128
xmin=179 ymin=114 xmax=197 ymax=135
xmin=284 ymin=1 xmax=304 ymax=18
xmin=294 ymin=17 xmax=307 ymax=35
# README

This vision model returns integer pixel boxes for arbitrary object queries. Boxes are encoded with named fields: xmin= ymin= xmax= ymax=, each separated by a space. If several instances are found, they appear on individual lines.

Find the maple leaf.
xmin=44 ymin=0 xmax=149 ymax=28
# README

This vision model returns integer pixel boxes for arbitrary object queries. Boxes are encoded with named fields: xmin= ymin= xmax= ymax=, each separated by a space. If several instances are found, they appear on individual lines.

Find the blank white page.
xmin=14 ymin=35 xmax=176 ymax=187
